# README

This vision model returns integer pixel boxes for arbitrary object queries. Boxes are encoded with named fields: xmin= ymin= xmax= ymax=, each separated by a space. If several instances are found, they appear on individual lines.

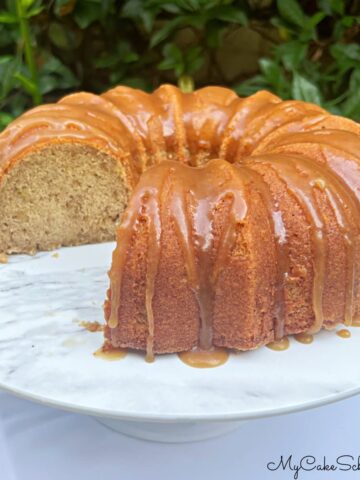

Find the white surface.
xmin=0 ymin=242 xmax=360 ymax=422
xmin=95 ymin=417 xmax=244 ymax=442
xmin=1 ymin=391 xmax=360 ymax=480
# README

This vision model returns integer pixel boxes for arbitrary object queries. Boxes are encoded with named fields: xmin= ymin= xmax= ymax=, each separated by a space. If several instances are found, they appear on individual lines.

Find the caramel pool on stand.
xmin=336 ymin=329 xmax=351 ymax=339
xmin=93 ymin=344 xmax=127 ymax=361
xmin=80 ymin=321 xmax=104 ymax=332
xmin=266 ymin=337 xmax=290 ymax=351
xmin=294 ymin=333 xmax=314 ymax=344
xmin=178 ymin=348 xmax=229 ymax=368
xmin=94 ymin=325 xmax=355 ymax=364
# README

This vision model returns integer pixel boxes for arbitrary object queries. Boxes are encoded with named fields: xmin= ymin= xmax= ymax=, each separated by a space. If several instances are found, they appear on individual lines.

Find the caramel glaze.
xmin=107 ymin=160 xmax=248 ymax=359
xmin=240 ymin=166 xmax=289 ymax=339
xmin=255 ymin=131 xmax=360 ymax=203
xmin=178 ymin=348 xmax=229 ymax=368
xmin=107 ymin=150 xmax=360 ymax=357
xmin=107 ymin=165 xmax=169 ymax=362
xmin=93 ymin=341 xmax=127 ymax=361
xmin=294 ymin=333 xmax=314 ymax=344
xmin=4 ymin=85 xmax=359 ymax=180
xmin=234 ymin=101 xmax=326 ymax=156
xmin=1 ymin=85 xmax=360 ymax=355
xmin=248 ymin=152 xmax=360 ymax=332
xmin=266 ymin=337 xmax=290 ymax=351
xmin=336 ymin=328 xmax=351 ymax=339
xmin=80 ymin=321 xmax=104 ymax=333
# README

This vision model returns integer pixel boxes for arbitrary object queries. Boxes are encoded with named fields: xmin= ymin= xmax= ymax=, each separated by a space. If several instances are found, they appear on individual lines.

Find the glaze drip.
xmin=178 ymin=348 xmax=229 ymax=368
xmin=294 ymin=333 xmax=314 ymax=344
xmin=108 ymin=159 xmax=248 ymax=356
xmin=107 ymin=167 xmax=169 ymax=360
xmin=267 ymin=158 xmax=327 ymax=334
xmin=93 ymin=341 xmax=127 ymax=361
xmin=266 ymin=337 xmax=290 ymax=351
xmin=337 ymin=328 xmax=351 ymax=339
xmin=144 ymin=189 xmax=162 ymax=363
xmin=241 ymin=165 xmax=290 ymax=340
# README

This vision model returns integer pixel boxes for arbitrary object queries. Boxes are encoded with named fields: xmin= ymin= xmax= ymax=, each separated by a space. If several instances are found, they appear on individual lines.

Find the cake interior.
xmin=0 ymin=143 xmax=130 ymax=254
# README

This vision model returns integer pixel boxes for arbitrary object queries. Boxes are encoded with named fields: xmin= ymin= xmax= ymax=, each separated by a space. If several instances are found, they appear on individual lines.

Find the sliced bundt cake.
xmin=0 ymin=84 xmax=359 ymax=356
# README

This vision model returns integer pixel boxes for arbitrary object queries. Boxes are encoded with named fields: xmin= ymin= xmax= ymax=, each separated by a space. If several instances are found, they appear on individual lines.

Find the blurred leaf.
xmin=42 ymin=55 xmax=79 ymax=88
xmin=205 ymin=21 xmax=223 ymax=48
xmin=120 ymin=76 xmax=151 ymax=91
xmin=184 ymin=46 xmax=204 ymax=75
xmin=48 ymin=21 xmax=79 ymax=49
xmin=277 ymin=0 xmax=306 ymax=27
xmin=34 ymin=54 xmax=79 ymax=95
xmin=213 ymin=6 xmax=247 ymax=26
xmin=96 ymin=40 xmax=139 ymax=68
xmin=94 ymin=53 xmax=119 ymax=69
xmin=277 ymin=41 xmax=308 ymax=70
xmin=0 ymin=55 xmax=13 ymax=65
xmin=74 ymin=0 xmax=102 ymax=28
xmin=38 ymin=75 xmax=59 ymax=93
xmin=0 ymin=25 xmax=16 ymax=47
xmin=100 ymin=0 xmax=115 ymax=17
xmin=158 ymin=43 xmax=184 ymax=76
xmin=150 ymin=17 xmax=183 ymax=47
xmin=342 ymin=89 xmax=360 ymax=120
xmin=117 ymin=42 xmax=139 ymax=63
xmin=161 ymin=4 xmax=182 ymax=14
xmin=318 ymin=0 xmax=344 ymax=16
xmin=342 ymin=69 xmax=360 ymax=120
xmin=0 ymin=56 xmax=21 ymax=99
xmin=306 ymin=12 xmax=326 ymax=28
xmin=331 ymin=43 xmax=360 ymax=62
xmin=158 ymin=43 xmax=204 ymax=78
xmin=0 ymin=112 xmax=14 ymax=129
xmin=26 ymin=5 xmax=44 ymax=18
xmin=21 ymin=0 xmax=37 ymax=8
xmin=54 ymin=0 xmax=76 ymax=17
xmin=259 ymin=57 xmax=287 ymax=94
xmin=14 ymin=72 xmax=38 ymax=97
xmin=0 ymin=11 xmax=18 ymax=23
xmin=234 ymin=75 xmax=268 ymax=96
xmin=291 ymin=72 xmax=322 ymax=104
xmin=122 ymin=0 xmax=155 ymax=33
xmin=341 ymin=15 xmax=359 ymax=27
xmin=7 ymin=93 xmax=29 ymax=117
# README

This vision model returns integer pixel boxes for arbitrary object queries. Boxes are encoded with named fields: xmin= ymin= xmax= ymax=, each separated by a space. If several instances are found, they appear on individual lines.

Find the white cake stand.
xmin=0 ymin=243 xmax=359 ymax=443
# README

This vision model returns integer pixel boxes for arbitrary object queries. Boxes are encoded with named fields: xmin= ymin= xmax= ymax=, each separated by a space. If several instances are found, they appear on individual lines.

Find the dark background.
xmin=0 ymin=0 xmax=359 ymax=130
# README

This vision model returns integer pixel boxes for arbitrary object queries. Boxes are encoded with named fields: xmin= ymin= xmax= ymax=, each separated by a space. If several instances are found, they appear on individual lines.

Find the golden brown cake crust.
xmin=0 ymin=84 xmax=359 ymax=353
xmin=101 ymin=86 xmax=360 ymax=354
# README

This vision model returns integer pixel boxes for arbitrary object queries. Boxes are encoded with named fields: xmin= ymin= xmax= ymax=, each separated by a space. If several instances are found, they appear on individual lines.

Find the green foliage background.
xmin=0 ymin=0 xmax=359 ymax=130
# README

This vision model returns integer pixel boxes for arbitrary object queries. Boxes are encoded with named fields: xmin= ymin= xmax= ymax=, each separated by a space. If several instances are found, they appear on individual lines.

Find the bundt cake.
xmin=0 ymin=85 xmax=359 ymax=358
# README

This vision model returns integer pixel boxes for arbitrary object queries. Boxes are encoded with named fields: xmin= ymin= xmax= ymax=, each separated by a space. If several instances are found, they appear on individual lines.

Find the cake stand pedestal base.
xmin=95 ymin=417 xmax=244 ymax=443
